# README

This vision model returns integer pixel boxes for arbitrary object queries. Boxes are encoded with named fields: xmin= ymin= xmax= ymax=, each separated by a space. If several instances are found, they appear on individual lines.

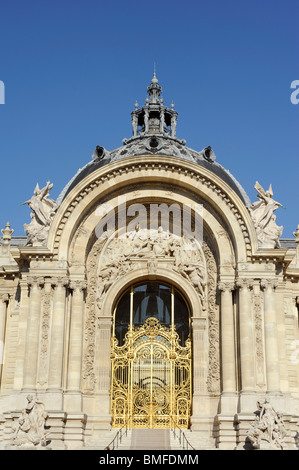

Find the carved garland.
xmin=38 ymin=284 xmax=52 ymax=386
xmin=252 ymin=285 xmax=265 ymax=388
xmin=82 ymin=236 xmax=107 ymax=392
xmin=203 ymin=241 xmax=220 ymax=393
xmin=52 ymin=160 xmax=252 ymax=259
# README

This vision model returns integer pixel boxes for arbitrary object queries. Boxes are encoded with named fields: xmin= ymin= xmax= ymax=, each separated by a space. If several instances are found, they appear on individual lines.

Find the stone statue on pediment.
xmin=23 ymin=181 xmax=58 ymax=246
xmin=249 ymin=182 xmax=283 ymax=249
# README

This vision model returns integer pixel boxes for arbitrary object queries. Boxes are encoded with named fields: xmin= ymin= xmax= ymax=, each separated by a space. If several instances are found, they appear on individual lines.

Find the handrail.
xmin=104 ymin=424 xmax=129 ymax=450
xmin=170 ymin=416 xmax=195 ymax=450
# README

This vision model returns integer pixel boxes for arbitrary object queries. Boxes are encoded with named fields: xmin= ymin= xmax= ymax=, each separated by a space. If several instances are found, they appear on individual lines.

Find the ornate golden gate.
xmin=111 ymin=317 xmax=192 ymax=429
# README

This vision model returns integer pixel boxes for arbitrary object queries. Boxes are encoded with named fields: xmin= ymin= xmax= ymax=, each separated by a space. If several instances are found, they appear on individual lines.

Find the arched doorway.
xmin=110 ymin=282 xmax=192 ymax=429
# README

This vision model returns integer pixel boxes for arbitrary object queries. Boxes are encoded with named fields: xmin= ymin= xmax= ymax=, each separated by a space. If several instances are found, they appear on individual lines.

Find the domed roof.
xmin=57 ymin=75 xmax=251 ymax=207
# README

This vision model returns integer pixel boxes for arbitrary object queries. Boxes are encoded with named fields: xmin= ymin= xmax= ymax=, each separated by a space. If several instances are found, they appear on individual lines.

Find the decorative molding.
xmin=52 ymin=159 xmax=252 ymax=259
xmin=38 ymin=283 xmax=53 ymax=386
xmin=82 ymin=237 xmax=107 ymax=392
xmin=203 ymin=241 xmax=220 ymax=394
xmin=252 ymin=281 xmax=265 ymax=388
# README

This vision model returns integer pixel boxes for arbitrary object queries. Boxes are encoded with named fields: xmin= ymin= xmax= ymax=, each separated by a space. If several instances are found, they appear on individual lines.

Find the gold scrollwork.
xmin=111 ymin=317 xmax=192 ymax=429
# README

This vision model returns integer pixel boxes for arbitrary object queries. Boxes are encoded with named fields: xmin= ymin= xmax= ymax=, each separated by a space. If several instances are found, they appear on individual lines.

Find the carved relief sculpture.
xmin=11 ymin=395 xmax=49 ymax=448
xmin=246 ymin=396 xmax=288 ymax=449
xmin=82 ymin=224 xmax=210 ymax=393
xmin=96 ymin=225 xmax=207 ymax=311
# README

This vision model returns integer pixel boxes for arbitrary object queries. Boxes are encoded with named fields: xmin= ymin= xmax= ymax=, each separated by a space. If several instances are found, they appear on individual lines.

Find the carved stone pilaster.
xmin=203 ymin=241 xmax=220 ymax=394
xmin=252 ymin=281 xmax=265 ymax=388
xmin=38 ymin=279 xmax=53 ymax=386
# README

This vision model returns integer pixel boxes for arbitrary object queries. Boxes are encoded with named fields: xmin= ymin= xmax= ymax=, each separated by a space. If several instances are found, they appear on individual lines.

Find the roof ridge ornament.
xmin=124 ymin=74 xmax=185 ymax=146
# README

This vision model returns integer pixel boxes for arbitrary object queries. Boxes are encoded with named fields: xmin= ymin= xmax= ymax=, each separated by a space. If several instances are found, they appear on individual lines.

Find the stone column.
xmin=48 ymin=277 xmax=69 ymax=392
xmin=23 ymin=276 xmax=44 ymax=391
xmin=0 ymin=294 xmax=9 ymax=385
xmin=216 ymin=282 xmax=238 ymax=449
xmin=218 ymin=282 xmax=236 ymax=394
xmin=65 ymin=280 xmax=86 ymax=412
xmin=236 ymin=278 xmax=256 ymax=414
xmin=261 ymin=279 xmax=281 ymax=393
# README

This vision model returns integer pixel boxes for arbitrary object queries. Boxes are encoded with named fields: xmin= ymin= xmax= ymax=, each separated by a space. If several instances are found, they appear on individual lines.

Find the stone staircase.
xmin=84 ymin=428 xmax=217 ymax=450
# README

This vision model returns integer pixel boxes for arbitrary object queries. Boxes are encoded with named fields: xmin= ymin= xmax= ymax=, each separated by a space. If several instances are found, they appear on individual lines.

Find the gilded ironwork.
xmin=111 ymin=317 xmax=192 ymax=429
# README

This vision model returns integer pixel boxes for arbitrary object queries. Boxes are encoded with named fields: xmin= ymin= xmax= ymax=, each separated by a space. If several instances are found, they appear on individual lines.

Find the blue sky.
xmin=0 ymin=0 xmax=298 ymax=238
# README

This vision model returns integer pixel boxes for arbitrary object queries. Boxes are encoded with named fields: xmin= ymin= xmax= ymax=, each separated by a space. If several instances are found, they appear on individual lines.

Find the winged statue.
xmin=249 ymin=181 xmax=283 ymax=249
xmin=23 ymin=181 xmax=58 ymax=246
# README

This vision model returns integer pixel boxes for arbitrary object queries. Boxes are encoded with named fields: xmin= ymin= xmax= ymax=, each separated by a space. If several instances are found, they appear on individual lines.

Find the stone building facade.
xmin=0 ymin=74 xmax=298 ymax=450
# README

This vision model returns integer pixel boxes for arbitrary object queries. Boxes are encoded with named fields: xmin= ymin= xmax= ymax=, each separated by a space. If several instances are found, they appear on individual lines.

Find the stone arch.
xmin=47 ymin=154 xmax=253 ymax=426
xmin=48 ymin=155 xmax=257 ymax=267
xmin=68 ymin=187 xmax=235 ymax=280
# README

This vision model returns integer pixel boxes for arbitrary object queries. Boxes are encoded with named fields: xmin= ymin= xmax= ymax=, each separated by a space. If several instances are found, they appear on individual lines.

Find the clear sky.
xmin=0 ymin=0 xmax=298 ymax=238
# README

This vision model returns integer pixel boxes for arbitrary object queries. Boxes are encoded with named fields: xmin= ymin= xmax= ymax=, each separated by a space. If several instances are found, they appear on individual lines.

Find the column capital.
xmin=0 ymin=293 xmax=9 ymax=303
xmin=260 ymin=278 xmax=278 ymax=291
xmin=70 ymin=280 xmax=87 ymax=292
xmin=27 ymin=275 xmax=45 ymax=287
xmin=236 ymin=278 xmax=254 ymax=290
xmin=218 ymin=281 xmax=235 ymax=292
xmin=52 ymin=276 xmax=69 ymax=289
